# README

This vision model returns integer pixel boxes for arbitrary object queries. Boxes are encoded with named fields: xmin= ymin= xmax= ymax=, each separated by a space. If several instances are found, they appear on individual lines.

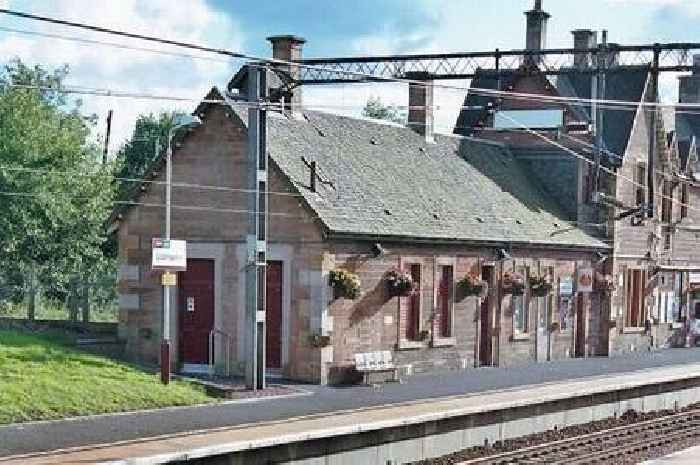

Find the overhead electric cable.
xmin=497 ymin=112 xmax=699 ymax=215
xmin=1 ymin=7 xmax=697 ymax=111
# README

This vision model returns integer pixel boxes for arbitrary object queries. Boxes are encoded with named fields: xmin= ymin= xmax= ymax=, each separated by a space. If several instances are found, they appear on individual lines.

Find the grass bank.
xmin=0 ymin=330 xmax=216 ymax=424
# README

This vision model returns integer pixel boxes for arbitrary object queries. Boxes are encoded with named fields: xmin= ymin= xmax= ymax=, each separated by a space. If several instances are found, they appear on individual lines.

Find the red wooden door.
xmin=178 ymin=259 xmax=215 ymax=365
xmin=479 ymin=266 xmax=494 ymax=366
xmin=266 ymin=261 xmax=283 ymax=369
xmin=575 ymin=293 xmax=586 ymax=357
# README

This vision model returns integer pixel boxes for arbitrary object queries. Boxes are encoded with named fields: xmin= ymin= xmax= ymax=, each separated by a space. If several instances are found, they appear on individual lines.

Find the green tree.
xmin=114 ymin=112 xmax=174 ymax=200
xmin=0 ymin=59 xmax=115 ymax=300
xmin=362 ymin=96 xmax=406 ymax=124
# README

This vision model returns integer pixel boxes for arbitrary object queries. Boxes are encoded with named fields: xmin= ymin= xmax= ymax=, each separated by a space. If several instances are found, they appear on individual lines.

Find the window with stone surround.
xmin=405 ymin=263 xmax=422 ymax=341
xmin=635 ymin=163 xmax=647 ymax=206
xmin=661 ymin=180 xmax=673 ymax=224
xmin=681 ymin=183 xmax=689 ymax=219
xmin=513 ymin=267 xmax=529 ymax=334
xmin=625 ymin=268 xmax=646 ymax=328
xmin=437 ymin=264 xmax=454 ymax=338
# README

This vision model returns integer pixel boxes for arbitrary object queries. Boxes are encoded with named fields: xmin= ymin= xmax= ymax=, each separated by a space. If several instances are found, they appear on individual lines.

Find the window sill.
xmin=622 ymin=326 xmax=645 ymax=334
xmin=397 ymin=340 xmax=426 ymax=351
xmin=431 ymin=337 xmax=457 ymax=348
xmin=511 ymin=333 xmax=530 ymax=341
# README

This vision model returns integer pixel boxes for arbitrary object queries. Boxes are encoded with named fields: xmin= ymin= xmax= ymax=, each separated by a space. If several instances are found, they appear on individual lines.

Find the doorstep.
xmin=177 ymin=374 xmax=313 ymax=401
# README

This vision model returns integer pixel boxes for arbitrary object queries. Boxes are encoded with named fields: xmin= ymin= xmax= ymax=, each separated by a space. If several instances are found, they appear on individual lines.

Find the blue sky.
xmin=0 ymin=0 xmax=698 ymax=151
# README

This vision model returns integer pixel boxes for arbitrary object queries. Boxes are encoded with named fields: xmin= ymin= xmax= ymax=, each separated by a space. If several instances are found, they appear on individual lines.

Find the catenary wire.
xmin=497 ymin=112 xmax=700 ymax=215
xmin=0 ymin=165 xmax=304 ymax=198
xmin=1 ymin=7 xmax=698 ymax=112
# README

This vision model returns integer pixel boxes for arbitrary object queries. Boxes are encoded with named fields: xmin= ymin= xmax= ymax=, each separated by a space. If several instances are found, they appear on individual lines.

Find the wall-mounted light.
xmin=595 ymin=251 xmax=608 ymax=265
xmin=372 ymin=243 xmax=387 ymax=258
xmin=496 ymin=248 xmax=512 ymax=262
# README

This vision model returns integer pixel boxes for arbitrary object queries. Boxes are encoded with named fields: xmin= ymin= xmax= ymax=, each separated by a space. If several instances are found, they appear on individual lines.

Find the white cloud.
xmin=0 ymin=0 xmax=243 ymax=156
xmin=605 ymin=0 xmax=700 ymax=15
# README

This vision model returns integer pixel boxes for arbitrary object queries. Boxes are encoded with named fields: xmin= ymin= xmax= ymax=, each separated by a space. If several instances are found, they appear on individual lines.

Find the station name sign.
xmin=152 ymin=238 xmax=187 ymax=271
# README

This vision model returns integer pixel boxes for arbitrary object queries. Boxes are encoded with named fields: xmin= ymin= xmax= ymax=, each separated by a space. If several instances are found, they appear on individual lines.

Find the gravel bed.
xmin=413 ymin=403 xmax=700 ymax=465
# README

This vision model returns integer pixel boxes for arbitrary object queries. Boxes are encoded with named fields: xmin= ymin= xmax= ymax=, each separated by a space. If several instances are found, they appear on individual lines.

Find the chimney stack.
xmin=524 ymin=0 xmax=550 ymax=67
xmin=572 ymin=29 xmax=597 ymax=68
xmin=405 ymin=71 xmax=434 ymax=142
xmin=267 ymin=35 xmax=306 ymax=116
xmin=679 ymin=56 xmax=700 ymax=103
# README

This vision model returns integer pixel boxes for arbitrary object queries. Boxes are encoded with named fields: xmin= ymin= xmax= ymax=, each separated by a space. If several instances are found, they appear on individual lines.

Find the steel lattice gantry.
xmin=295 ymin=43 xmax=700 ymax=83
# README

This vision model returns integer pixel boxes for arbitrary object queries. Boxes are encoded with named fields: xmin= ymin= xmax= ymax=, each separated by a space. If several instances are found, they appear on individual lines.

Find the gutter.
xmin=324 ymin=231 xmax=611 ymax=252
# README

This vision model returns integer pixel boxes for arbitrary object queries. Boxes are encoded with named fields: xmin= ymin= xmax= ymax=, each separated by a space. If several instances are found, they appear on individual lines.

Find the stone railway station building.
xmin=109 ymin=2 xmax=700 ymax=384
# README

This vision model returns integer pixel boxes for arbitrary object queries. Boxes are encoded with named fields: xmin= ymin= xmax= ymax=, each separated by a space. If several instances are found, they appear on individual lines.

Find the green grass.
xmin=0 ymin=330 xmax=217 ymax=424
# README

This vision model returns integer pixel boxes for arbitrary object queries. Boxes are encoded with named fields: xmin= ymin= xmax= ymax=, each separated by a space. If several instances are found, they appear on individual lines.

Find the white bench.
xmin=354 ymin=351 xmax=400 ymax=385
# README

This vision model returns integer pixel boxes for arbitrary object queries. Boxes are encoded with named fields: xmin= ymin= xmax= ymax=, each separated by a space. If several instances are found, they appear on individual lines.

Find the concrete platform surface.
xmin=3 ymin=361 xmax=700 ymax=465
xmin=641 ymin=444 xmax=700 ymax=464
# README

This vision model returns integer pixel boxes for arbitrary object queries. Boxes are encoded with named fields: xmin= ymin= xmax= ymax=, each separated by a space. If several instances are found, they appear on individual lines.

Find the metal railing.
xmin=208 ymin=327 xmax=234 ymax=377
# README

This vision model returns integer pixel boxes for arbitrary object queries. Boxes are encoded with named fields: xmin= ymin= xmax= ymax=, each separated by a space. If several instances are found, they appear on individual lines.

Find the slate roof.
xmin=111 ymin=88 xmax=607 ymax=250
xmin=232 ymin=100 xmax=607 ymax=249
xmin=455 ymin=66 xmax=650 ymax=160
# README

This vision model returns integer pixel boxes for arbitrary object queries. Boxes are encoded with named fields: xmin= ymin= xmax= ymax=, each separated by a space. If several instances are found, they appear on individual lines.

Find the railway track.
xmin=455 ymin=409 xmax=700 ymax=465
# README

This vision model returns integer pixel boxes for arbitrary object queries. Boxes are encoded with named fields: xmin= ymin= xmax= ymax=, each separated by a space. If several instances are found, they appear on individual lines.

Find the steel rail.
xmin=455 ymin=409 xmax=700 ymax=465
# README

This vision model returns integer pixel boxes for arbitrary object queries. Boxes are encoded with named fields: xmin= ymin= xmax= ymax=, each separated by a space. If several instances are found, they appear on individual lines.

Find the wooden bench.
xmin=354 ymin=351 xmax=400 ymax=385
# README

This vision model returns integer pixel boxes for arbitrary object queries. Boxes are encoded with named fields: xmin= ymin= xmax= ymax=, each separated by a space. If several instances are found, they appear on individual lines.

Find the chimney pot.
xmin=267 ymin=35 xmax=306 ymax=116
xmin=405 ymin=71 xmax=434 ymax=143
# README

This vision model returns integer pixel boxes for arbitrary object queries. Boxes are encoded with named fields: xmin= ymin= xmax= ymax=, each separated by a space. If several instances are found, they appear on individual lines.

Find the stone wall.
xmin=115 ymin=105 xmax=326 ymax=381
xmin=324 ymin=242 xmax=603 ymax=383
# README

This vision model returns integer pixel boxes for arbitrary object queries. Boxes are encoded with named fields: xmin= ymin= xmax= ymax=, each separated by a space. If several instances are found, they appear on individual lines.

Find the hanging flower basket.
xmin=385 ymin=268 xmax=415 ymax=297
xmin=502 ymin=271 xmax=525 ymax=295
xmin=418 ymin=329 xmax=431 ymax=341
xmin=310 ymin=333 xmax=331 ymax=348
xmin=594 ymin=272 xmax=616 ymax=293
xmin=457 ymin=273 xmax=488 ymax=299
xmin=529 ymin=275 xmax=553 ymax=297
xmin=328 ymin=269 xmax=361 ymax=300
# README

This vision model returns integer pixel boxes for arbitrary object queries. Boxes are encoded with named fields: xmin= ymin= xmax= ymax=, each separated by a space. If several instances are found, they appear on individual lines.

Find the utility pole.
xmin=592 ymin=30 xmax=607 ymax=202
xmin=648 ymin=45 xmax=661 ymax=219
xmin=245 ymin=63 xmax=268 ymax=391
xmin=103 ymin=110 xmax=113 ymax=164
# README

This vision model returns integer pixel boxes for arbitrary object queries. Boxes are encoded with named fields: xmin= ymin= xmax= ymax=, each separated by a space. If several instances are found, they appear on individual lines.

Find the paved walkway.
xmin=6 ymin=361 xmax=700 ymax=465
xmin=2 ymin=348 xmax=700 ymax=458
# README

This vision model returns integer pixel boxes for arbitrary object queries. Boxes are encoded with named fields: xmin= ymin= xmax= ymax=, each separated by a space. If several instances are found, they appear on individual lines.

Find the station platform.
xmin=3 ymin=348 xmax=700 ymax=464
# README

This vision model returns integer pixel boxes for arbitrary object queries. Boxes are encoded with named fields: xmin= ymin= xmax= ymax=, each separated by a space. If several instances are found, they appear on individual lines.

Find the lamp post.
xmin=161 ymin=113 xmax=201 ymax=385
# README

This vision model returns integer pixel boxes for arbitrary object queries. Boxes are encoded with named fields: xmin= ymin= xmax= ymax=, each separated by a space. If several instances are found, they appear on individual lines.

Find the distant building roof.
xmin=455 ymin=66 xmax=650 ymax=159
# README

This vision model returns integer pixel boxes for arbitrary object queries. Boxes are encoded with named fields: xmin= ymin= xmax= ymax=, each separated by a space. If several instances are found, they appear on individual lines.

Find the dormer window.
xmin=493 ymin=109 xmax=564 ymax=130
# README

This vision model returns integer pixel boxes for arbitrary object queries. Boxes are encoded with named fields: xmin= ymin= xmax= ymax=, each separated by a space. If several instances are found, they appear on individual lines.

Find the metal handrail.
xmin=208 ymin=327 xmax=234 ymax=377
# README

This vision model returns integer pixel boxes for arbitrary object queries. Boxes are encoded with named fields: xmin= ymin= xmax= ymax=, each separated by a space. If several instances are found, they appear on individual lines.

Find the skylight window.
xmin=494 ymin=109 xmax=564 ymax=130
